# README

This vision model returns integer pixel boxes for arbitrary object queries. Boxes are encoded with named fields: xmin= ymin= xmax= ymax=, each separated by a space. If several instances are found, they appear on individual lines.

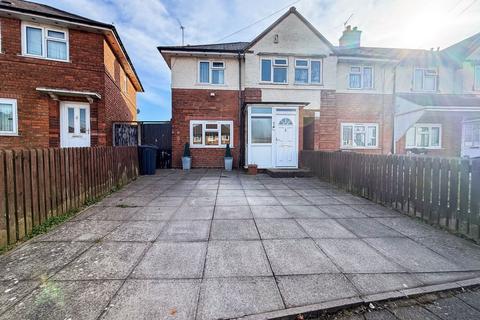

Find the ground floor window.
xmin=190 ymin=120 xmax=233 ymax=148
xmin=0 ymin=98 xmax=18 ymax=135
xmin=463 ymin=122 xmax=480 ymax=148
xmin=341 ymin=123 xmax=378 ymax=148
xmin=406 ymin=124 xmax=441 ymax=149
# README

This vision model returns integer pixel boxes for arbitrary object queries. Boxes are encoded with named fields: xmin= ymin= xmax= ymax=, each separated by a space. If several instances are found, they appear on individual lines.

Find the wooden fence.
xmin=0 ymin=146 xmax=139 ymax=247
xmin=301 ymin=151 xmax=480 ymax=242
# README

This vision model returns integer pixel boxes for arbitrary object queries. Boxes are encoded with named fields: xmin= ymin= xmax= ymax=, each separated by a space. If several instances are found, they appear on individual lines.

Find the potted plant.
xmin=182 ymin=142 xmax=191 ymax=170
xmin=224 ymin=144 xmax=233 ymax=171
xmin=248 ymin=163 xmax=258 ymax=175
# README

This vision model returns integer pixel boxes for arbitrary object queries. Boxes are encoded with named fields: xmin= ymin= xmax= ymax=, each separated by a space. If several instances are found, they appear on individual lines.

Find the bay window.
xmin=294 ymin=59 xmax=322 ymax=84
xmin=406 ymin=124 xmax=441 ymax=149
xmin=199 ymin=61 xmax=225 ymax=85
xmin=349 ymin=66 xmax=373 ymax=89
xmin=22 ymin=23 xmax=68 ymax=61
xmin=414 ymin=68 xmax=437 ymax=91
xmin=190 ymin=120 xmax=233 ymax=147
xmin=341 ymin=123 xmax=378 ymax=148
xmin=0 ymin=98 xmax=18 ymax=135
xmin=261 ymin=58 xmax=288 ymax=83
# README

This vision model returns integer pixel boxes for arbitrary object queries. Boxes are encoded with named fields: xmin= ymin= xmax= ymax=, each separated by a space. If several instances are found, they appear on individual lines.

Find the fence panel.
xmin=302 ymin=151 xmax=480 ymax=242
xmin=0 ymin=146 xmax=138 ymax=247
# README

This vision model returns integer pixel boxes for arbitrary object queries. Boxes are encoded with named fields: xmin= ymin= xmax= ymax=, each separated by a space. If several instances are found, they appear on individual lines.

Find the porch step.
xmin=266 ymin=168 xmax=313 ymax=178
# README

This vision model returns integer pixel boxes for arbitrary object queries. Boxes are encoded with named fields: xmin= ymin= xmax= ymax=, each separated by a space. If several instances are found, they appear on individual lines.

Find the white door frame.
xmin=273 ymin=108 xmax=299 ymax=168
xmin=60 ymin=101 xmax=91 ymax=148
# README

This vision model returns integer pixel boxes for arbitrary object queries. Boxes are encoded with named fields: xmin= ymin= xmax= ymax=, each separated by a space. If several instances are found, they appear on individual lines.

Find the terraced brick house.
xmin=159 ymin=6 xmax=480 ymax=169
xmin=0 ymin=0 xmax=143 ymax=148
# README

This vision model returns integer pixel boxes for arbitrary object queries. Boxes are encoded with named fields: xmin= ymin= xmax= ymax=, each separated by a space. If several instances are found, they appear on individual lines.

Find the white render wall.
xmin=335 ymin=61 xmax=395 ymax=94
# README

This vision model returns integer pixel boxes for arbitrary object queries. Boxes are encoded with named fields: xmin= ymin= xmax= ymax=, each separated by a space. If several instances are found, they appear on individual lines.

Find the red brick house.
xmin=0 ymin=0 xmax=143 ymax=148
xmin=159 ymin=7 xmax=480 ymax=169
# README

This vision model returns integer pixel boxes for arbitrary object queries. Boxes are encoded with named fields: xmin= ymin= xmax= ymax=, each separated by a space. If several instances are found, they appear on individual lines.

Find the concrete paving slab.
xmin=204 ymin=241 xmax=272 ymax=277
xmin=247 ymin=196 xmax=281 ymax=206
xmin=184 ymin=197 xmax=217 ymax=207
xmin=347 ymin=273 xmax=423 ymax=295
xmin=217 ymin=189 xmax=244 ymax=197
xmin=336 ymin=219 xmax=405 ymax=238
xmin=284 ymin=205 xmax=329 ymax=218
xmin=0 ymin=242 xmax=90 ymax=281
xmin=390 ymin=305 xmax=440 ymax=320
xmin=189 ymin=189 xmax=218 ymax=197
xmin=305 ymin=196 xmax=344 ymax=205
xmin=36 ymin=220 xmax=121 ymax=242
xmin=101 ymin=280 xmax=200 ymax=320
xmin=0 ymin=280 xmax=122 ymax=320
xmin=263 ymin=239 xmax=339 ymax=275
xmin=250 ymin=205 xmax=291 ymax=219
xmin=425 ymin=296 xmax=480 ymax=320
xmin=157 ymin=220 xmax=210 ymax=241
xmin=413 ymin=272 xmax=480 ymax=285
xmin=213 ymin=206 xmax=253 ymax=219
xmin=317 ymin=239 xmax=405 ymax=273
xmin=0 ymin=280 xmax=38 ymax=314
xmin=334 ymin=195 xmax=373 ymax=205
xmin=216 ymin=196 xmax=248 ymax=206
xmin=256 ymin=219 xmax=308 ymax=239
xmin=104 ymin=221 xmax=165 ymax=242
xmin=319 ymin=205 xmax=367 ymax=218
xmin=244 ymin=189 xmax=273 ymax=197
xmin=270 ymin=189 xmax=300 ymax=197
xmin=353 ymin=204 xmax=400 ymax=217
xmin=295 ymin=189 xmax=329 ymax=197
xmin=210 ymin=220 xmax=259 ymax=240
xmin=375 ymin=217 xmax=446 ymax=238
xmin=147 ymin=196 xmax=185 ymax=207
xmin=88 ymin=206 xmax=140 ymax=221
xmin=297 ymin=219 xmax=357 ymax=238
xmin=132 ymin=242 xmax=206 ymax=279
xmin=276 ymin=274 xmax=358 ymax=308
xmin=128 ymin=206 xmax=177 ymax=221
xmin=197 ymin=277 xmax=284 ymax=320
xmin=456 ymin=289 xmax=480 ymax=310
xmin=70 ymin=206 xmax=106 ymax=221
xmin=365 ymin=238 xmax=463 ymax=272
xmin=364 ymin=310 xmax=398 ymax=320
xmin=53 ymin=242 xmax=148 ymax=280
xmin=172 ymin=205 xmax=214 ymax=220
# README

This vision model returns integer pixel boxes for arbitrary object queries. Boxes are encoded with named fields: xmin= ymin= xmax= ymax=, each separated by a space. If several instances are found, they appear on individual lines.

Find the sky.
xmin=36 ymin=0 xmax=480 ymax=121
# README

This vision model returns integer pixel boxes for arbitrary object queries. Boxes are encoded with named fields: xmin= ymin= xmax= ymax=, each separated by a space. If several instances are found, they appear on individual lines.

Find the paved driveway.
xmin=1 ymin=170 xmax=480 ymax=320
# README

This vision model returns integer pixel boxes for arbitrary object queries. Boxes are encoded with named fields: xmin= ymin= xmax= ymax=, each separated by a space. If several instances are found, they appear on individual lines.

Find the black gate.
xmin=113 ymin=121 xmax=172 ymax=168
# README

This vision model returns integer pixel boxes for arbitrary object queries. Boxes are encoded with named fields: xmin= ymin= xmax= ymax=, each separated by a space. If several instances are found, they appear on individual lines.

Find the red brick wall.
xmin=172 ymin=88 xmax=240 ymax=168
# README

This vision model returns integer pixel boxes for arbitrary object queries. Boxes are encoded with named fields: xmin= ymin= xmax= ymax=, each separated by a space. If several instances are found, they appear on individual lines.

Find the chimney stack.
xmin=339 ymin=25 xmax=362 ymax=49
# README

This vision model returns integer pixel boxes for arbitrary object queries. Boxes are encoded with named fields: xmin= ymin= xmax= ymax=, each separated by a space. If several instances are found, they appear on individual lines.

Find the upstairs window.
xmin=341 ymin=123 xmax=378 ymax=148
xmin=406 ymin=124 xmax=441 ymax=148
xmin=474 ymin=65 xmax=480 ymax=91
xmin=294 ymin=59 xmax=322 ymax=84
xmin=199 ymin=61 xmax=225 ymax=85
xmin=0 ymin=98 xmax=18 ymax=136
xmin=414 ymin=68 xmax=437 ymax=91
xmin=190 ymin=120 xmax=233 ymax=148
xmin=22 ymin=23 xmax=69 ymax=61
xmin=349 ymin=66 xmax=373 ymax=89
xmin=261 ymin=58 xmax=288 ymax=83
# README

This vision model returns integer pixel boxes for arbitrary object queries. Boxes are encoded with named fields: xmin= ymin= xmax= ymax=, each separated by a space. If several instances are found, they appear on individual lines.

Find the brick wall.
xmin=172 ymin=88 xmax=240 ymax=168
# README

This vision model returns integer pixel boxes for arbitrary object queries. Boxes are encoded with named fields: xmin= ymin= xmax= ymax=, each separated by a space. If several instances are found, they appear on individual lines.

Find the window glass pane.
xmin=414 ymin=69 xmax=424 ymax=90
xmin=205 ymin=131 xmax=219 ymax=145
xmin=47 ymin=30 xmax=65 ymax=39
xmin=211 ymin=69 xmax=224 ymax=84
xmin=192 ymin=124 xmax=203 ymax=144
xmin=295 ymin=60 xmax=308 ymax=67
xmin=406 ymin=127 xmax=415 ymax=147
xmin=26 ymin=27 xmax=42 ymax=55
xmin=367 ymin=126 xmax=377 ymax=146
xmin=221 ymin=124 xmax=231 ymax=145
xmin=68 ymin=107 xmax=75 ymax=134
xmin=363 ymin=67 xmax=373 ymax=88
xmin=349 ymin=73 xmax=361 ymax=88
xmin=261 ymin=59 xmax=271 ymax=81
xmin=0 ymin=103 xmax=13 ymax=132
xmin=212 ymin=62 xmax=224 ymax=68
xmin=475 ymin=65 xmax=480 ymax=89
xmin=351 ymin=67 xmax=361 ymax=73
xmin=342 ymin=125 xmax=353 ymax=146
xmin=424 ymin=75 xmax=436 ymax=91
xmin=273 ymin=67 xmax=287 ymax=83
xmin=79 ymin=108 xmax=86 ymax=134
xmin=473 ymin=124 xmax=480 ymax=146
xmin=431 ymin=127 xmax=440 ymax=146
xmin=47 ymin=40 xmax=67 ymax=60
xmin=464 ymin=124 xmax=473 ymax=146
xmin=295 ymin=68 xmax=308 ymax=83
xmin=205 ymin=123 xmax=217 ymax=130
xmin=354 ymin=126 xmax=366 ymax=147
xmin=274 ymin=59 xmax=287 ymax=65
xmin=199 ymin=62 xmax=209 ymax=83
xmin=251 ymin=107 xmax=272 ymax=114
xmin=311 ymin=61 xmax=321 ymax=83
xmin=251 ymin=117 xmax=272 ymax=143
xmin=417 ymin=127 xmax=430 ymax=147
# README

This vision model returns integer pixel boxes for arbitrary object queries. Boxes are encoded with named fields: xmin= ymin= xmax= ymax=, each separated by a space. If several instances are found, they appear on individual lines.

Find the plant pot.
xmin=224 ymin=157 xmax=233 ymax=171
xmin=247 ymin=164 xmax=258 ymax=175
xmin=182 ymin=156 xmax=191 ymax=170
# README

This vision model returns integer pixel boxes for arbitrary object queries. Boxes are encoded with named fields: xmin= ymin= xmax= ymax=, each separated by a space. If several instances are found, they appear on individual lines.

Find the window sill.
xmin=19 ymin=54 xmax=70 ymax=63
xmin=406 ymin=147 xmax=442 ymax=150
xmin=0 ymin=133 xmax=19 ymax=137
xmin=341 ymin=146 xmax=380 ymax=150
xmin=190 ymin=146 xmax=234 ymax=149
xmin=347 ymin=87 xmax=375 ymax=91
xmin=293 ymin=83 xmax=324 ymax=87
xmin=196 ymin=83 xmax=227 ymax=87
xmin=259 ymin=82 xmax=289 ymax=85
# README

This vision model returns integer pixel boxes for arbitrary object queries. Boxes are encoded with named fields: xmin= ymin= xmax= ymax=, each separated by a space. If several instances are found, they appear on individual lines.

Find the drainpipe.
xmin=391 ymin=63 xmax=399 ymax=154
xmin=237 ymin=53 xmax=244 ymax=168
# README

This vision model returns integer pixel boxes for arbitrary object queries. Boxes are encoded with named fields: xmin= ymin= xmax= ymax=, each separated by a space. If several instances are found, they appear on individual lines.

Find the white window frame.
xmin=463 ymin=121 xmax=480 ymax=148
xmin=348 ymin=65 xmax=374 ymax=90
xmin=294 ymin=58 xmax=323 ymax=85
xmin=21 ymin=22 xmax=69 ymax=62
xmin=190 ymin=120 xmax=233 ymax=148
xmin=413 ymin=67 xmax=437 ymax=92
xmin=260 ymin=57 xmax=288 ymax=84
xmin=474 ymin=64 xmax=480 ymax=91
xmin=0 ymin=98 xmax=18 ymax=136
xmin=198 ymin=60 xmax=225 ymax=85
xmin=340 ymin=123 xmax=379 ymax=149
xmin=406 ymin=124 xmax=442 ymax=149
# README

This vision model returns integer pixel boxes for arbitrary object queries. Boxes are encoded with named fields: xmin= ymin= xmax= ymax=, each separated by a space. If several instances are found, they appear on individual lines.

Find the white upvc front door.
xmin=60 ymin=102 xmax=91 ymax=148
xmin=275 ymin=112 xmax=297 ymax=167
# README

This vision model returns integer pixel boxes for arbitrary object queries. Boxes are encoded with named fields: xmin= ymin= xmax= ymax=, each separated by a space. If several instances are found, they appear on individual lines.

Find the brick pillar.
xmin=317 ymin=90 xmax=337 ymax=151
